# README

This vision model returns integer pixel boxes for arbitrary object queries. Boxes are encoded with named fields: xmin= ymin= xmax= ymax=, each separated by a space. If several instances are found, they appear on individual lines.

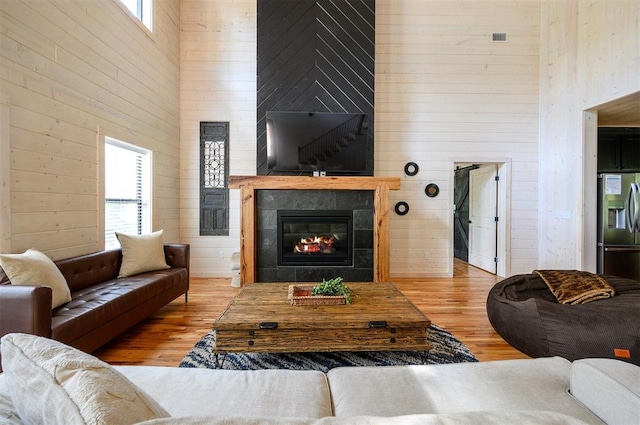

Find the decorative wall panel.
xmin=200 ymin=122 xmax=229 ymax=236
xmin=257 ymin=0 xmax=375 ymax=175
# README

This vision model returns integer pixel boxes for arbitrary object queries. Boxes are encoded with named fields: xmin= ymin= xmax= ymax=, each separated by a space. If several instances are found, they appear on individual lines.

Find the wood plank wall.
xmin=180 ymin=0 xmax=541 ymax=278
xmin=0 ymin=0 xmax=181 ymax=259
xmin=180 ymin=0 xmax=257 ymax=276
xmin=538 ymin=0 xmax=640 ymax=271
xmin=375 ymin=0 xmax=540 ymax=277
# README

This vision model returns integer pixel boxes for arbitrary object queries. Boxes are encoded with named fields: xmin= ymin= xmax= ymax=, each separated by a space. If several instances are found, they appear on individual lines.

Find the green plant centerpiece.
xmin=312 ymin=277 xmax=353 ymax=304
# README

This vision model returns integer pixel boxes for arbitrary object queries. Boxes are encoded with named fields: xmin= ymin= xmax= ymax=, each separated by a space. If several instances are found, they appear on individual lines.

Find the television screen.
xmin=266 ymin=111 xmax=372 ymax=175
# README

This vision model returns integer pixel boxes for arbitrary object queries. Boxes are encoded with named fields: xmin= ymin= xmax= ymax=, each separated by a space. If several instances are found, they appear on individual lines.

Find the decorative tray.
xmin=287 ymin=284 xmax=347 ymax=306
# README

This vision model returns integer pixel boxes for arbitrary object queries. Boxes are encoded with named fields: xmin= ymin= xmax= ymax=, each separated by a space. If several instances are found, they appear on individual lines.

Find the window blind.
xmin=105 ymin=138 xmax=150 ymax=249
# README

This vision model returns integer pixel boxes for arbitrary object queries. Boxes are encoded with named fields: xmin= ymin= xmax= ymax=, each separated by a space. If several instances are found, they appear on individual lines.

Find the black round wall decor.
xmin=425 ymin=183 xmax=440 ymax=198
xmin=394 ymin=201 xmax=409 ymax=215
xmin=404 ymin=162 xmax=419 ymax=176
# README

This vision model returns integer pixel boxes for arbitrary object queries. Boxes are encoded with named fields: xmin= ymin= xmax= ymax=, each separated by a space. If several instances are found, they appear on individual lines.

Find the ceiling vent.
xmin=492 ymin=32 xmax=507 ymax=42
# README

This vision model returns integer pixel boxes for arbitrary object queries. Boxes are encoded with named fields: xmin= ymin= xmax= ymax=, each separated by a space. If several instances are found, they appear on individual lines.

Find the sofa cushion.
xmin=116 ymin=365 xmax=333 ymax=419
xmin=327 ymin=357 xmax=604 ymax=424
xmin=116 ymin=230 xmax=170 ymax=277
xmin=0 ymin=333 xmax=169 ymax=425
xmin=571 ymin=358 xmax=640 ymax=425
xmin=137 ymin=411 xmax=590 ymax=425
xmin=51 ymin=269 xmax=187 ymax=344
xmin=55 ymin=249 xmax=121 ymax=293
xmin=0 ymin=249 xmax=72 ymax=308
xmin=137 ymin=416 xmax=315 ymax=425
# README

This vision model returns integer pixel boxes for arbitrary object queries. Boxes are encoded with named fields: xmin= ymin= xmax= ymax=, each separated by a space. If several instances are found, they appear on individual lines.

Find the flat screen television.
xmin=266 ymin=111 xmax=372 ymax=175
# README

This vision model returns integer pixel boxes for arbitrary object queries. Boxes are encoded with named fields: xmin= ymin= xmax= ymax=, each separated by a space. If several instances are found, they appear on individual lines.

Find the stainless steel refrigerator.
xmin=597 ymin=173 xmax=640 ymax=281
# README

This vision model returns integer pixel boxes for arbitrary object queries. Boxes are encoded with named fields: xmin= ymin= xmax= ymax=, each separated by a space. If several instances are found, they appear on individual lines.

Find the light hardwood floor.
xmin=94 ymin=259 xmax=529 ymax=366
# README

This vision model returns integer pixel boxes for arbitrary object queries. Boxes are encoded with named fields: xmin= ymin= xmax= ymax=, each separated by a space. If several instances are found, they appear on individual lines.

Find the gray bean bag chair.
xmin=487 ymin=273 xmax=640 ymax=365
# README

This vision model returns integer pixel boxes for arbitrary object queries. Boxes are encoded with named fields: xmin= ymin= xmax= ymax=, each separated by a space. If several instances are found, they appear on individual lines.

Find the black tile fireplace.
xmin=278 ymin=210 xmax=353 ymax=267
xmin=256 ymin=189 xmax=374 ymax=282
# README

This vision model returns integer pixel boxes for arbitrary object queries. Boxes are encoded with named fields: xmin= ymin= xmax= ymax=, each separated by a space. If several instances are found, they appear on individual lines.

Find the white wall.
xmin=0 ymin=0 xmax=181 ymax=260
xmin=180 ymin=0 xmax=541 ymax=277
xmin=179 ymin=0 xmax=257 ymax=277
xmin=375 ymin=0 xmax=540 ymax=277
xmin=538 ymin=0 xmax=640 ymax=270
xmin=0 ymin=102 xmax=9 ymax=254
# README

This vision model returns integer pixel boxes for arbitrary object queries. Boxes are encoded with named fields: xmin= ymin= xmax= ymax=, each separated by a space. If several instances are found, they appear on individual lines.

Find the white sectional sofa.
xmin=1 ymin=333 xmax=639 ymax=424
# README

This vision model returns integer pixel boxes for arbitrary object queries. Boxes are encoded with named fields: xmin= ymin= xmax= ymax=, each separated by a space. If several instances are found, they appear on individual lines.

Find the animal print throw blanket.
xmin=533 ymin=270 xmax=616 ymax=305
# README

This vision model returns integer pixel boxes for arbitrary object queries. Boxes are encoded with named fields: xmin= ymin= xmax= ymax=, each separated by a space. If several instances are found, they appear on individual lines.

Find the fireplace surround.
xmin=228 ymin=176 xmax=400 ymax=285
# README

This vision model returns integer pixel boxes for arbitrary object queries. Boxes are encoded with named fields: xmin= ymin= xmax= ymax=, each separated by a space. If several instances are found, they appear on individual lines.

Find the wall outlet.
xmin=554 ymin=210 xmax=572 ymax=220
xmin=218 ymin=251 xmax=224 ymax=259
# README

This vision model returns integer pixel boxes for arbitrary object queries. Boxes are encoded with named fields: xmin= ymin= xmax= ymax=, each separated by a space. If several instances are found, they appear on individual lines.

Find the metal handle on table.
xmin=259 ymin=322 xmax=278 ymax=329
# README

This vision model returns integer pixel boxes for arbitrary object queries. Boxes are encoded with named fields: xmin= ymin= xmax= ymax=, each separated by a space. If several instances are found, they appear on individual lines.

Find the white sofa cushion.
xmin=327 ymin=357 xmax=604 ymax=424
xmin=0 ymin=248 xmax=72 ymax=308
xmin=571 ymin=358 xmax=640 ymax=425
xmin=116 ymin=365 xmax=333 ymax=419
xmin=0 ymin=333 xmax=169 ymax=425
xmin=137 ymin=411 xmax=590 ymax=425
xmin=138 ymin=417 xmax=314 ymax=425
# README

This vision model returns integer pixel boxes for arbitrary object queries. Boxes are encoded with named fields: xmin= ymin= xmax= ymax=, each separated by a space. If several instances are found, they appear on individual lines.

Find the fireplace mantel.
xmin=228 ymin=176 xmax=401 ymax=284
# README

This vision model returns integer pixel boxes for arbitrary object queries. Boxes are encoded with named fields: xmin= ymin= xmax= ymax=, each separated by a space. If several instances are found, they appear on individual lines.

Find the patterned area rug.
xmin=179 ymin=324 xmax=477 ymax=372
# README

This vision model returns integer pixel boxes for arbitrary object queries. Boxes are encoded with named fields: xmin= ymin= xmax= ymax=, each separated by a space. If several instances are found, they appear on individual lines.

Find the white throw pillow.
xmin=116 ymin=230 xmax=170 ymax=278
xmin=0 ymin=333 xmax=170 ymax=425
xmin=0 ymin=249 xmax=72 ymax=308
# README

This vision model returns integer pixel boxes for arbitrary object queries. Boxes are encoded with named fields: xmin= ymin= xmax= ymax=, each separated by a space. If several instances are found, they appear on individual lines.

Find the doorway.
xmin=452 ymin=161 xmax=509 ymax=277
xmin=583 ymin=91 xmax=640 ymax=273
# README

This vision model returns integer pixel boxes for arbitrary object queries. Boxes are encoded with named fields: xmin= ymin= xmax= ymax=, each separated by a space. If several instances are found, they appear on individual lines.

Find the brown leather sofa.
xmin=0 ymin=243 xmax=189 ymax=370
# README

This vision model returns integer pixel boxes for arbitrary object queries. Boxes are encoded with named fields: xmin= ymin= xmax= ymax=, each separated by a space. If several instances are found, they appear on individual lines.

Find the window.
xmin=118 ymin=0 xmax=152 ymax=30
xmin=200 ymin=122 xmax=229 ymax=236
xmin=105 ymin=137 xmax=151 ymax=249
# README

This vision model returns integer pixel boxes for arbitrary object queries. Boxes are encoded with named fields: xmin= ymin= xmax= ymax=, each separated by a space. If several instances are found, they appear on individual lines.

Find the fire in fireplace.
xmin=277 ymin=210 xmax=353 ymax=266
xmin=294 ymin=235 xmax=336 ymax=254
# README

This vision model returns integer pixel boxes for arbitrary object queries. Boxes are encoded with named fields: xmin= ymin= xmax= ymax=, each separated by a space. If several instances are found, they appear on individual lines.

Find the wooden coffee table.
xmin=212 ymin=282 xmax=431 ymax=357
